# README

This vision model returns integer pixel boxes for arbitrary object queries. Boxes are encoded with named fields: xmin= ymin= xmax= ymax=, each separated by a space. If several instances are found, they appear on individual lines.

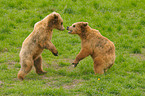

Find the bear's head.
xmin=48 ymin=12 xmax=65 ymax=31
xmin=67 ymin=22 xmax=88 ymax=35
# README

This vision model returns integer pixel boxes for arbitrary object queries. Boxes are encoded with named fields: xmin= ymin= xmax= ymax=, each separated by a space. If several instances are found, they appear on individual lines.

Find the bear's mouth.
xmin=68 ymin=30 xmax=72 ymax=33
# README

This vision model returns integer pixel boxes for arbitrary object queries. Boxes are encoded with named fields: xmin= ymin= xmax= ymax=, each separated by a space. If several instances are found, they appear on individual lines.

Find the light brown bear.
xmin=17 ymin=12 xmax=65 ymax=80
xmin=67 ymin=22 xmax=115 ymax=74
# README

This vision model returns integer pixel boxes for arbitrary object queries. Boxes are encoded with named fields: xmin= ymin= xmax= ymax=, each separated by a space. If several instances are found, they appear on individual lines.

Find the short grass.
xmin=0 ymin=0 xmax=145 ymax=95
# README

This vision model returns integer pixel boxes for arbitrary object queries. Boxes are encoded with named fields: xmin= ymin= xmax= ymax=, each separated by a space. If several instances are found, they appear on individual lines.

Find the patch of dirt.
xmin=130 ymin=54 xmax=145 ymax=60
xmin=7 ymin=61 xmax=18 ymax=69
xmin=0 ymin=81 xmax=3 ymax=88
xmin=8 ymin=61 xmax=17 ymax=65
xmin=130 ymin=48 xmax=145 ymax=61
xmin=63 ymin=79 xmax=83 ymax=89
xmin=40 ymin=75 xmax=53 ymax=80
xmin=44 ymin=76 xmax=62 ymax=88
xmin=43 ymin=58 xmax=74 ymax=69
xmin=43 ymin=76 xmax=83 ymax=89
xmin=0 ymin=48 xmax=8 ymax=52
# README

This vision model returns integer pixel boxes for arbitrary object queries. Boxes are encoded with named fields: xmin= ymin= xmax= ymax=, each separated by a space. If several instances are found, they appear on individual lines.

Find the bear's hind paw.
xmin=37 ymin=71 xmax=47 ymax=75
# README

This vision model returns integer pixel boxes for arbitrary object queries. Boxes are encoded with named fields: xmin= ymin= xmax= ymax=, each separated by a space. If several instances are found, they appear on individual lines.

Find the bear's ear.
xmin=54 ymin=14 xmax=58 ymax=19
xmin=83 ymin=22 xmax=88 ymax=27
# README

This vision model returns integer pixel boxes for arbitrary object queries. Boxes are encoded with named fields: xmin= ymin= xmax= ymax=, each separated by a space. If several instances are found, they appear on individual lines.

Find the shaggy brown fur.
xmin=17 ymin=12 xmax=65 ymax=80
xmin=67 ymin=22 xmax=115 ymax=74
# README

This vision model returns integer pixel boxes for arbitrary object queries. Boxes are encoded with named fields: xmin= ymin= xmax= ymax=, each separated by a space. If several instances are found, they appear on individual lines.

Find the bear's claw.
xmin=72 ymin=63 xmax=78 ymax=67
xmin=52 ymin=52 xmax=58 ymax=56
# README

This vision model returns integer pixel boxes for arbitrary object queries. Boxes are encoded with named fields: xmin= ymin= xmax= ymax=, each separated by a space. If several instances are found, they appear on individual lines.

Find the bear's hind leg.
xmin=34 ymin=56 xmax=47 ymax=75
xmin=93 ymin=57 xmax=105 ymax=74
xmin=17 ymin=58 xmax=33 ymax=80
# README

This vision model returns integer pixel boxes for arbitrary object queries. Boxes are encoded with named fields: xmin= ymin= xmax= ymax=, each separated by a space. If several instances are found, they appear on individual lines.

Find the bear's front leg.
xmin=44 ymin=41 xmax=58 ymax=56
xmin=72 ymin=48 xmax=90 ymax=67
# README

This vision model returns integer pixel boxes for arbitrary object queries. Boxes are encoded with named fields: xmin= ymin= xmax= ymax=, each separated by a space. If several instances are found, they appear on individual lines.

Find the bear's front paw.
xmin=52 ymin=52 xmax=58 ymax=56
xmin=72 ymin=63 xmax=78 ymax=67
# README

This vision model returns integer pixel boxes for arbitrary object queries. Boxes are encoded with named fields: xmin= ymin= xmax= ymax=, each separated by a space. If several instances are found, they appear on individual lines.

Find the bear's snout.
xmin=67 ymin=26 xmax=69 ymax=30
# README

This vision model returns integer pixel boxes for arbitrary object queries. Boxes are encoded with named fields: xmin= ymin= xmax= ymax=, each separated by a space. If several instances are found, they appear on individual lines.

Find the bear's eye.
xmin=73 ymin=25 xmax=75 ymax=27
xmin=61 ymin=22 xmax=63 ymax=25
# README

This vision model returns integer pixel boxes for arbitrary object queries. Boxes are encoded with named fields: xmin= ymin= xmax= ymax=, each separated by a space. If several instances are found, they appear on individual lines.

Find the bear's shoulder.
xmin=91 ymin=29 xmax=101 ymax=35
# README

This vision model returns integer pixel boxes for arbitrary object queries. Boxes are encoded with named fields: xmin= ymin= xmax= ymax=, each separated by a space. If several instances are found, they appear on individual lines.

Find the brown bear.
xmin=67 ymin=22 xmax=115 ymax=74
xmin=17 ymin=12 xmax=65 ymax=80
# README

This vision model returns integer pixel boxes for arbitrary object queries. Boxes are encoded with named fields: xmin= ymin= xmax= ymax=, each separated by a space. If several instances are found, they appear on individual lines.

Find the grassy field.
xmin=0 ymin=0 xmax=145 ymax=95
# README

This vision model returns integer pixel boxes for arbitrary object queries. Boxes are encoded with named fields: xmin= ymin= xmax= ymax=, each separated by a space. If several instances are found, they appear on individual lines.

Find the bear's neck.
xmin=46 ymin=25 xmax=53 ymax=32
xmin=78 ymin=27 xmax=92 ymax=41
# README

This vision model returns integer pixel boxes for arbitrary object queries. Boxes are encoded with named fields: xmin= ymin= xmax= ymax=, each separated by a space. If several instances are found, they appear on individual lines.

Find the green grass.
xmin=0 ymin=0 xmax=145 ymax=95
